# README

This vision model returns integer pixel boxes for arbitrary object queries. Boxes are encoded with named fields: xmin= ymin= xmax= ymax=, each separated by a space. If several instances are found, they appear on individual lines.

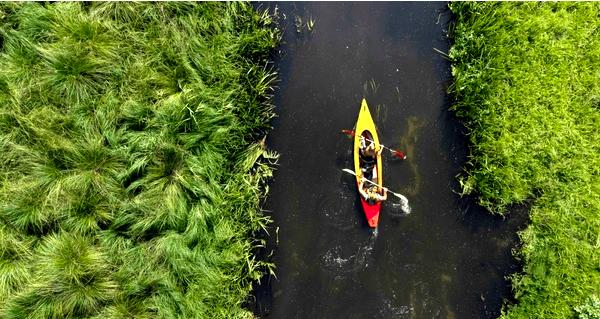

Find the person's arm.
xmin=379 ymin=188 xmax=388 ymax=201
xmin=358 ymin=180 xmax=369 ymax=200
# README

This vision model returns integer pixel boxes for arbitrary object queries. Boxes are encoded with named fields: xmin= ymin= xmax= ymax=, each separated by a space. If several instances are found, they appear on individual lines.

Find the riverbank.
xmin=0 ymin=3 xmax=277 ymax=318
xmin=449 ymin=2 xmax=600 ymax=318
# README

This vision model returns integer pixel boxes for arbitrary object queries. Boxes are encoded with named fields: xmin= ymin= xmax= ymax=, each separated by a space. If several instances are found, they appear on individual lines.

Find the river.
xmin=253 ymin=2 xmax=527 ymax=318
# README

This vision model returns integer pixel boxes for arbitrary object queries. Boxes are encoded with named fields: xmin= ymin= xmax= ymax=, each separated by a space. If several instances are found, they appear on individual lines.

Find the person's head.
xmin=364 ymin=143 xmax=375 ymax=154
xmin=368 ymin=185 xmax=378 ymax=194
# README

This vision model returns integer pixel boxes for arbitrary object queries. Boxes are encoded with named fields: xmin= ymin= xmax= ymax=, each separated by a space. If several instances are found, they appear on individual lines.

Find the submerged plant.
xmin=0 ymin=2 xmax=279 ymax=318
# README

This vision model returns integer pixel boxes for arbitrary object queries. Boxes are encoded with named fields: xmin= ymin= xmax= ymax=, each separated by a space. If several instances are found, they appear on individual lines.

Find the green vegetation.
xmin=449 ymin=2 xmax=599 ymax=318
xmin=0 ymin=2 xmax=278 ymax=318
xmin=575 ymin=296 xmax=600 ymax=319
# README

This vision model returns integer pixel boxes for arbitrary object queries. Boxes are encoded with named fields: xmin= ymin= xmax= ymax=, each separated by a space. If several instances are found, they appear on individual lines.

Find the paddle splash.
xmin=390 ymin=193 xmax=411 ymax=215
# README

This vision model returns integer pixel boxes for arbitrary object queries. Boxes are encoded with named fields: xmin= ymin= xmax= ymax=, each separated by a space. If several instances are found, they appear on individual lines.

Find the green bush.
xmin=449 ymin=2 xmax=600 ymax=318
xmin=0 ymin=2 xmax=278 ymax=318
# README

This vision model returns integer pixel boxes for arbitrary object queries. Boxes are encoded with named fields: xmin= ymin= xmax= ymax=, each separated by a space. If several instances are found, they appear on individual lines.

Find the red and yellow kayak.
xmin=353 ymin=99 xmax=383 ymax=228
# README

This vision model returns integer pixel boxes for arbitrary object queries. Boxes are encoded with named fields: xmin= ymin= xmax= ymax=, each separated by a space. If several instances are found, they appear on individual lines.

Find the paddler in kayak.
xmin=359 ymin=135 xmax=382 ymax=181
xmin=358 ymin=134 xmax=387 ymax=204
xmin=359 ymin=180 xmax=388 ymax=204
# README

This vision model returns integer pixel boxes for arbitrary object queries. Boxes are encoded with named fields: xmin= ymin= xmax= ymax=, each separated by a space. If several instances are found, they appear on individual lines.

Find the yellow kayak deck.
xmin=353 ymin=99 xmax=383 ymax=228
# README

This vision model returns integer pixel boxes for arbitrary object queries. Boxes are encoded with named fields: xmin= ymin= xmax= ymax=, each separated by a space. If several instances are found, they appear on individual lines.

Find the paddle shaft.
xmin=342 ymin=130 xmax=406 ymax=159
xmin=342 ymin=168 xmax=403 ymax=198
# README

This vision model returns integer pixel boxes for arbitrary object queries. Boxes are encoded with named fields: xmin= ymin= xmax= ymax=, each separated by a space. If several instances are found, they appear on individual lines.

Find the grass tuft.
xmin=0 ymin=2 xmax=279 ymax=318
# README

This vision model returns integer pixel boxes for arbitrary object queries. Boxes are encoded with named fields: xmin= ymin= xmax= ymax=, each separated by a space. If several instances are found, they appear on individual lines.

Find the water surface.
xmin=254 ymin=3 xmax=527 ymax=318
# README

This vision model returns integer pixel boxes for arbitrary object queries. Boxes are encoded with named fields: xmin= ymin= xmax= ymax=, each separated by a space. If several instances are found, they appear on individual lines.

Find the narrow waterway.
xmin=254 ymin=3 xmax=527 ymax=318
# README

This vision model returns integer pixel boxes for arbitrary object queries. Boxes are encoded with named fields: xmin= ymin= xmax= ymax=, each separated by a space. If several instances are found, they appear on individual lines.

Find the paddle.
xmin=341 ymin=129 xmax=407 ymax=159
xmin=342 ymin=168 xmax=411 ymax=214
xmin=342 ymin=168 xmax=409 ymax=202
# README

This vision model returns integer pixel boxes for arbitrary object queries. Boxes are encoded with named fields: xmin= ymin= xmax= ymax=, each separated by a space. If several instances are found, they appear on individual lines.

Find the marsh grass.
xmin=449 ymin=2 xmax=600 ymax=318
xmin=0 ymin=2 xmax=279 ymax=318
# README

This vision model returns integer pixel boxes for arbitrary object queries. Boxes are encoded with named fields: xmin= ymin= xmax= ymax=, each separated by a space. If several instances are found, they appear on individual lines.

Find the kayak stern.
xmin=361 ymin=200 xmax=381 ymax=228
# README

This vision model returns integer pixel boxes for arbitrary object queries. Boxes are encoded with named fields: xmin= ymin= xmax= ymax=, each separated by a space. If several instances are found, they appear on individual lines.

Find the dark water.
xmin=253 ymin=2 xmax=527 ymax=318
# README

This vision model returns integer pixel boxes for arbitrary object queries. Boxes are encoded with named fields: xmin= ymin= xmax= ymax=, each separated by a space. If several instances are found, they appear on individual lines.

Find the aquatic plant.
xmin=449 ymin=2 xmax=600 ymax=318
xmin=0 ymin=2 xmax=278 ymax=318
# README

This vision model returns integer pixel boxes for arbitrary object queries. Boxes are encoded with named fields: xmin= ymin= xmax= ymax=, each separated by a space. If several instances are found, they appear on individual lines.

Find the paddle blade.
xmin=342 ymin=168 xmax=356 ymax=176
xmin=392 ymin=150 xmax=407 ymax=160
xmin=341 ymin=129 xmax=355 ymax=138
xmin=390 ymin=191 xmax=411 ymax=214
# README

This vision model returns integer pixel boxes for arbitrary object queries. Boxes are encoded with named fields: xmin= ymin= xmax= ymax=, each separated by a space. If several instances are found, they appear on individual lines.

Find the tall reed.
xmin=449 ymin=2 xmax=600 ymax=318
xmin=0 ymin=2 xmax=279 ymax=318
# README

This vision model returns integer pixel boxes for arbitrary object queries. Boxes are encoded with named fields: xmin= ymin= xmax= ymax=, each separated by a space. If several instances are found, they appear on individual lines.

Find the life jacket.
xmin=360 ymin=140 xmax=377 ymax=166
xmin=360 ymin=151 xmax=376 ymax=164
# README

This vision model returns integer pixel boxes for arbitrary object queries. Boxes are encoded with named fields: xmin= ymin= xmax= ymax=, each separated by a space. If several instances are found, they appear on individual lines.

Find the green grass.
xmin=0 ymin=2 xmax=278 ymax=318
xmin=449 ymin=2 xmax=600 ymax=318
